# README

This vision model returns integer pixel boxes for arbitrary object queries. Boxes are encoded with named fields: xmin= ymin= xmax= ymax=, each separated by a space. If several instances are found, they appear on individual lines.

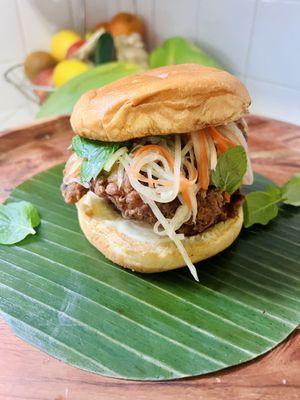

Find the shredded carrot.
xmin=180 ymin=179 xmax=192 ymax=208
xmin=209 ymin=126 xmax=236 ymax=153
xmin=135 ymin=173 xmax=172 ymax=187
xmin=182 ymin=191 xmax=192 ymax=208
xmin=199 ymin=132 xmax=209 ymax=190
xmin=130 ymin=144 xmax=197 ymax=209
xmin=132 ymin=145 xmax=174 ymax=168
xmin=130 ymin=145 xmax=175 ymax=187
xmin=224 ymin=192 xmax=231 ymax=203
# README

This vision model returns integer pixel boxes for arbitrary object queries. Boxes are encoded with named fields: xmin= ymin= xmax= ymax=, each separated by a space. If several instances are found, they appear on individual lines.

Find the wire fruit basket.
xmin=4 ymin=63 xmax=55 ymax=104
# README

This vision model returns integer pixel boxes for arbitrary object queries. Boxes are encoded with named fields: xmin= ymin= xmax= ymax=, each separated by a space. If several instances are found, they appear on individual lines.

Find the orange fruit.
xmin=108 ymin=13 xmax=144 ymax=37
xmin=92 ymin=21 xmax=110 ymax=33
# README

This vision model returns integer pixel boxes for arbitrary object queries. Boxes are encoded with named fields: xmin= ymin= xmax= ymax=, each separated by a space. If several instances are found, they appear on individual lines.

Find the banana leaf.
xmin=0 ymin=166 xmax=299 ymax=380
xmin=149 ymin=37 xmax=222 ymax=69
xmin=37 ymin=62 xmax=142 ymax=119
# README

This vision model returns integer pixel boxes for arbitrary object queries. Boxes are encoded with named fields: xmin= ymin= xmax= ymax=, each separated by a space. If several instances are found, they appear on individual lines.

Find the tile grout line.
xmin=15 ymin=0 xmax=28 ymax=56
xmin=245 ymin=75 xmax=300 ymax=92
xmin=70 ymin=0 xmax=86 ymax=36
xmin=243 ymin=0 xmax=259 ymax=82
xmin=195 ymin=0 xmax=201 ymax=42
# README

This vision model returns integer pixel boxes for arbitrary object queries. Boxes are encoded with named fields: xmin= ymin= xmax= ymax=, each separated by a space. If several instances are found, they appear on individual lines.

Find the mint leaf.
xmin=243 ymin=192 xmax=281 ymax=228
xmin=265 ymin=185 xmax=282 ymax=201
xmin=281 ymin=174 xmax=300 ymax=206
xmin=71 ymin=135 xmax=92 ymax=158
xmin=0 ymin=201 xmax=40 ymax=245
xmin=211 ymin=146 xmax=247 ymax=194
xmin=72 ymin=135 xmax=120 ymax=183
xmin=244 ymin=172 xmax=300 ymax=228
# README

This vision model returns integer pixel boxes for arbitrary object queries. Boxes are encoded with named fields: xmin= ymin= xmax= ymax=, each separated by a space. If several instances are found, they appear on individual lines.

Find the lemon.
xmin=53 ymin=60 xmax=89 ymax=87
xmin=51 ymin=30 xmax=81 ymax=61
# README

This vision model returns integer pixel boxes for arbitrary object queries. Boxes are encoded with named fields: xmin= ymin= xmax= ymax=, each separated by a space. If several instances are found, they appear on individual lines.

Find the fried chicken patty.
xmin=61 ymin=169 xmax=244 ymax=236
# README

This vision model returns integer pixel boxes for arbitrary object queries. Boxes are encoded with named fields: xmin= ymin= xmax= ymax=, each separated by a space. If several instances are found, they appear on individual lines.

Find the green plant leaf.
xmin=0 ymin=201 xmax=40 ymax=245
xmin=243 ymin=191 xmax=280 ymax=228
xmin=281 ymin=174 xmax=300 ymax=206
xmin=265 ymin=184 xmax=282 ymax=200
xmin=0 ymin=167 xmax=299 ymax=380
xmin=72 ymin=135 xmax=120 ymax=183
xmin=149 ymin=37 xmax=221 ymax=69
xmin=37 ymin=62 xmax=142 ymax=118
xmin=211 ymin=146 xmax=247 ymax=194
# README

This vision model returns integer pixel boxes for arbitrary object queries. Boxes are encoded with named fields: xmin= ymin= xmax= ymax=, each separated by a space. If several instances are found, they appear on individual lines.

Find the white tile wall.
xmin=135 ymin=0 xmax=154 ymax=50
xmin=84 ymin=0 xmax=117 ymax=29
xmin=0 ymin=61 xmax=25 ymax=109
xmin=0 ymin=0 xmax=299 ymax=129
xmin=247 ymin=0 xmax=300 ymax=89
xmin=0 ymin=0 xmax=82 ymax=129
xmin=197 ymin=0 xmax=257 ymax=76
xmin=0 ymin=0 xmax=25 ymax=62
xmin=152 ymin=0 xmax=199 ymax=48
xmin=247 ymin=78 xmax=300 ymax=126
xmin=17 ymin=0 xmax=75 ymax=53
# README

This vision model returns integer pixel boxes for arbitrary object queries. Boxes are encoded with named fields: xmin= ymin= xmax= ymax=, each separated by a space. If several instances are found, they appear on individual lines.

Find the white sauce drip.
xmin=82 ymin=192 xmax=169 ymax=242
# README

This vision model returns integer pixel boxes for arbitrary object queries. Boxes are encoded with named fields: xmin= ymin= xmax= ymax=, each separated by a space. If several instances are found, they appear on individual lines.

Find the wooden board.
xmin=0 ymin=115 xmax=299 ymax=400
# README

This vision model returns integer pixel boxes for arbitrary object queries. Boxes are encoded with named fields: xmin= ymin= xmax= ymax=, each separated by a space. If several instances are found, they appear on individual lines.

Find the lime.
xmin=53 ymin=59 xmax=89 ymax=87
xmin=51 ymin=30 xmax=81 ymax=61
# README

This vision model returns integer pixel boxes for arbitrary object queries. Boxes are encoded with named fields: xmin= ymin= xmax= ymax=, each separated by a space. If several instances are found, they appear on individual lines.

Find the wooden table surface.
xmin=0 ymin=115 xmax=299 ymax=400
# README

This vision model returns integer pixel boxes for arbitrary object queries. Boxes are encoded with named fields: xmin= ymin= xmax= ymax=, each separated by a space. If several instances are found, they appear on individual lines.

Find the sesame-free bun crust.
xmin=76 ymin=192 xmax=243 ymax=273
xmin=71 ymin=64 xmax=250 ymax=142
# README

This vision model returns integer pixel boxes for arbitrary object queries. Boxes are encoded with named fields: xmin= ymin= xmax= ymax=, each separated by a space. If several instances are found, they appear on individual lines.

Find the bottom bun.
xmin=77 ymin=191 xmax=243 ymax=273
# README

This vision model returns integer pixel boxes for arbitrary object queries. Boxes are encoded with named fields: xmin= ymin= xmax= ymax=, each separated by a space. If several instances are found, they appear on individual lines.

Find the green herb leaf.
xmin=243 ymin=173 xmax=300 ymax=228
xmin=94 ymin=32 xmax=116 ymax=65
xmin=72 ymin=135 xmax=120 ymax=183
xmin=265 ymin=184 xmax=282 ymax=201
xmin=211 ymin=146 xmax=247 ymax=195
xmin=281 ymin=174 xmax=300 ymax=206
xmin=243 ymin=192 xmax=281 ymax=228
xmin=149 ymin=37 xmax=221 ymax=69
xmin=0 ymin=201 xmax=40 ymax=245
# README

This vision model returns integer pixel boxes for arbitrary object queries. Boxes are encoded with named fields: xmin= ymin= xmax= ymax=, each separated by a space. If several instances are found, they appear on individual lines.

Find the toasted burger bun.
xmin=76 ymin=192 xmax=243 ymax=273
xmin=71 ymin=64 xmax=250 ymax=142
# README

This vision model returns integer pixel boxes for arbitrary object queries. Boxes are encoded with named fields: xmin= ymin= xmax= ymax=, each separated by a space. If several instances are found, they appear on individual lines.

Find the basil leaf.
xmin=72 ymin=135 xmax=120 ymax=183
xmin=211 ymin=146 xmax=247 ymax=194
xmin=281 ymin=174 xmax=300 ymax=206
xmin=0 ymin=201 xmax=40 ymax=245
xmin=243 ymin=192 xmax=281 ymax=228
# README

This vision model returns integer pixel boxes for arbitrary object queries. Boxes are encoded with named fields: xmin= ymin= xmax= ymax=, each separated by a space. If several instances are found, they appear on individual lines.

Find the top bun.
xmin=70 ymin=64 xmax=251 ymax=142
